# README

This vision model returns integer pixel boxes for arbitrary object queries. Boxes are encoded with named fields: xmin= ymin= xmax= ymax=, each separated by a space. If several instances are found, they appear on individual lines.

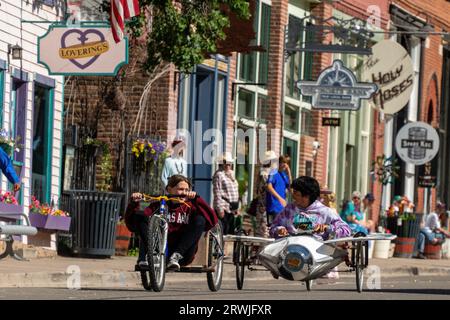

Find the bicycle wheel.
xmin=140 ymin=268 xmax=152 ymax=291
xmin=355 ymin=242 xmax=365 ymax=293
xmin=207 ymin=224 xmax=224 ymax=292
xmin=147 ymin=215 xmax=167 ymax=292
xmin=235 ymin=242 xmax=247 ymax=290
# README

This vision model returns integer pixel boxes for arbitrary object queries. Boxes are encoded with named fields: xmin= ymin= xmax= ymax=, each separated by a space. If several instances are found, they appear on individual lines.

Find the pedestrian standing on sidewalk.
xmin=161 ymin=135 xmax=188 ymax=188
xmin=212 ymin=152 xmax=240 ymax=235
xmin=250 ymin=150 xmax=278 ymax=238
xmin=0 ymin=146 xmax=20 ymax=192
xmin=266 ymin=155 xmax=291 ymax=225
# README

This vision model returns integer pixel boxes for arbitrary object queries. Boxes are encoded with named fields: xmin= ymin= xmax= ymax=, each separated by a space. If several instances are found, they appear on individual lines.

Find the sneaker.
xmin=413 ymin=252 xmax=427 ymax=259
xmin=167 ymin=252 xmax=183 ymax=271
xmin=138 ymin=260 xmax=149 ymax=267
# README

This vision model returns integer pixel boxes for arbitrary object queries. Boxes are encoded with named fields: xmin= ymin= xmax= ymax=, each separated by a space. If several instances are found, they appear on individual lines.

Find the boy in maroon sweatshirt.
xmin=125 ymin=175 xmax=218 ymax=270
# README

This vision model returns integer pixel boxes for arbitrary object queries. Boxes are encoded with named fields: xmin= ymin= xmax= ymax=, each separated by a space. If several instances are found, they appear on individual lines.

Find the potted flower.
xmin=131 ymin=138 xmax=167 ymax=173
xmin=0 ymin=190 xmax=23 ymax=214
xmin=0 ymin=128 xmax=23 ymax=157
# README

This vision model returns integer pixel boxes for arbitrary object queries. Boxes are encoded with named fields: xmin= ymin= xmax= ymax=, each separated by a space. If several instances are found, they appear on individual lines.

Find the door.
xmin=190 ymin=69 xmax=215 ymax=203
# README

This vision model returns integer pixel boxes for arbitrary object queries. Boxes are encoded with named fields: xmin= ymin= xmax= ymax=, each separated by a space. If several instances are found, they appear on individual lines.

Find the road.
xmin=0 ymin=276 xmax=448 ymax=300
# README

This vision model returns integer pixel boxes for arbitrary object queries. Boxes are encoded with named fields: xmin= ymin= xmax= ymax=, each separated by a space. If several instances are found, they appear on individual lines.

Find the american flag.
xmin=110 ymin=0 xmax=140 ymax=43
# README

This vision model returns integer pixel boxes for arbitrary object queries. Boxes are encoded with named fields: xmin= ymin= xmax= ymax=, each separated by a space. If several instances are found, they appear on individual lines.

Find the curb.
xmin=0 ymin=265 xmax=449 ymax=288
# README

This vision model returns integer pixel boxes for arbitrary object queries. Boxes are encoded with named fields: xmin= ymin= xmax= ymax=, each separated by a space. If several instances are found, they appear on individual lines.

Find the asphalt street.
xmin=0 ymin=275 xmax=448 ymax=300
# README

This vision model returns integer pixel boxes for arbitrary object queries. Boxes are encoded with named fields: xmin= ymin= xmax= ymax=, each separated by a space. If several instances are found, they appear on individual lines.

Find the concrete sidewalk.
xmin=0 ymin=254 xmax=448 ymax=288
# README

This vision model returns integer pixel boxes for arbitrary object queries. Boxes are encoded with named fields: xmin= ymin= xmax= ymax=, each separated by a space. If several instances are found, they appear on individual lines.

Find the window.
xmin=284 ymin=103 xmax=299 ymax=132
xmin=33 ymin=84 xmax=53 ymax=203
xmin=305 ymin=160 xmax=313 ymax=177
xmin=283 ymin=137 xmax=298 ymax=177
xmin=41 ymin=0 xmax=55 ymax=6
xmin=238 ymin=1 xmax=259 ymax=82
xmin=12 ymin=81 xmax=27 ymax=164
xmin=284 ymin=103 xmax=299 ymax=133
xmin=238 ymin=89 xmax=254 ymax=119
xmin=257 ymin=94 xmax=268 ymax=123
xmin=285 ymin=15 xmax=303 ymax=99
xmin=301 ymin=108 xmax=313 ymax=136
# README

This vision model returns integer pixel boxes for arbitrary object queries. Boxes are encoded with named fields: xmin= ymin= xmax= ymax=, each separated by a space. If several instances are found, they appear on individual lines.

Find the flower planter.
xmin=29 ymin=212 xmax=71 ymax=231
xmin=0 ymin=202 xmax=23 ymax=214
xmin=115 ymin=224 xmax=131 ymax=256
xmin=394 ymin=237 xmax=416 ymax=258
xmin=373 ymin=239 xmax=391 ymax=259
xmin=45 ymin=215 xmax=71 ymax=231
xmin=29 ymin=212 xmax=48 ymax=228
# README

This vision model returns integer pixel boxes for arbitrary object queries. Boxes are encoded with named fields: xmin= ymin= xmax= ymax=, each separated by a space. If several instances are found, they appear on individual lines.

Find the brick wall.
xmin=266 ymin=0 xmax=288 ymax=157
xmin=391 ymin=0 xmax=450 ymax=214
xmin=64 ymin=47 xmax=177 ymax=190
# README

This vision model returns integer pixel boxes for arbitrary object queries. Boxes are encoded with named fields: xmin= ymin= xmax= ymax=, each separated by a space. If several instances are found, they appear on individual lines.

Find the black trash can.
xmin=61 ymin=190 xmax=125 ymax=257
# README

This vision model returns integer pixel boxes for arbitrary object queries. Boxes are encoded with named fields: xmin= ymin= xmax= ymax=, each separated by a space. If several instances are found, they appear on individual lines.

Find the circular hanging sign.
xmin=395 ymin=122 xmax=440 ymax=166
xmin=362 ymin=40 xmax=414 ymax=115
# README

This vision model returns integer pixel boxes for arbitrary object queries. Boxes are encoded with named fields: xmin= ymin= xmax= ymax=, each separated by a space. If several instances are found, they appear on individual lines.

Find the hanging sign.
xmin=395 ymin=122 xmax=439 ymax=166
xmin=362 ymin=40 xmax=414 ymax=115
xmin=322 ymin=117 xmax=341 ymax=127
xmin=418 ymin=155 xmax=438 ymax=188
xmin=296 ymin=60 xmax=378 ymax=111
xmin=38 ymin=24 xmax=128 ymax=76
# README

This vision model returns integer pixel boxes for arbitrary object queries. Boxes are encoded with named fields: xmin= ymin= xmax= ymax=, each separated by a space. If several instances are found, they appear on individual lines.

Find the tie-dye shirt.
xmin=269 ymin=200 xmax=352 ymax=240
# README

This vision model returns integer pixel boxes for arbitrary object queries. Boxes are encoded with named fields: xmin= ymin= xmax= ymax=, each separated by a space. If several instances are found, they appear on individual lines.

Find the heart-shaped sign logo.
xmin=60 ymin=29 xmax=107 ymax=70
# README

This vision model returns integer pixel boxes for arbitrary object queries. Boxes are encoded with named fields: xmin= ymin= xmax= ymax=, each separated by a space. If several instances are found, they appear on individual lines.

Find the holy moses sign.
xmin=38 ymin=24 xmax=128 ymax=76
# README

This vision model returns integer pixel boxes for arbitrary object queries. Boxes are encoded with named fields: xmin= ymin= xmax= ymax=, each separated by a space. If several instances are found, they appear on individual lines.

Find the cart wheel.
xmin=305 ymin=279 xmax=312 ymax=291
xmin=355 ymin=242 xmax=365 ymax=293
xmin=207 ymin=224 xmax=224 ymax=292
xmin=235 ymin=242 xmax=248 ymax=290
xmin=147 ymin=215 xmax=167 ymax=292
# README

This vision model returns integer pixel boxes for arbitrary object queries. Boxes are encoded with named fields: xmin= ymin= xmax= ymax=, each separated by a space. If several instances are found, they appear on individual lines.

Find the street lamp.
xmin=8 ymin=44 xmax=23 ymax=60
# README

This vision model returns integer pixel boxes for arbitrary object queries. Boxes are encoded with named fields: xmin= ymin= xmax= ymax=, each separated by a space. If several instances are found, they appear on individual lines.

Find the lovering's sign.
xmin=38 ymin=24 xmax=128 ymax=76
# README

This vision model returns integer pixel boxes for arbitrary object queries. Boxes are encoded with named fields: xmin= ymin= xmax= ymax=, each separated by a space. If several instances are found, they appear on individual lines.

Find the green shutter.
xmin=258 ymin=4 xmax=271 ymax=84
xmin=0 ymin=71 xmax=3 ymax=125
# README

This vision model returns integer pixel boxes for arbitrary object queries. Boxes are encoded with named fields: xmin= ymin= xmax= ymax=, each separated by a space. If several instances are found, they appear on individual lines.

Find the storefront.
xmin=0 ymin=0 xmax=65 ymax=248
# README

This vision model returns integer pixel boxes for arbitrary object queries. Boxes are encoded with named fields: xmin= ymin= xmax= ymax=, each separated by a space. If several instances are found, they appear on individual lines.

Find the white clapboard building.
xmin=0 ymin=0 xmax=66 ymax=249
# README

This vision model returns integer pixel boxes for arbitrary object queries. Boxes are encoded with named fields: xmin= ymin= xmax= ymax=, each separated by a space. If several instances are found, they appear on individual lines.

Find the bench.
xmin=0 ymin=212 xmax=38 ymax=260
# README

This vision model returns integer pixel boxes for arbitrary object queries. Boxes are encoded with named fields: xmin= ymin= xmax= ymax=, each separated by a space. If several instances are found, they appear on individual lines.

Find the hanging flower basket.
xmin=0 ymin=142 xmax=13 ymax=157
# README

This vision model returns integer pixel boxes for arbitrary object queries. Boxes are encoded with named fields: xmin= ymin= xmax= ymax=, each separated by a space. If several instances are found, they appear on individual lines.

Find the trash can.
xmin=61 ymin=190 xmax=125 ymax=257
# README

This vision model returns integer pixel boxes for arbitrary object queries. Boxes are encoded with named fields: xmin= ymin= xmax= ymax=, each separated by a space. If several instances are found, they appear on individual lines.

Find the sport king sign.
xmin=38 ymin=24 xmax=128 ymax=76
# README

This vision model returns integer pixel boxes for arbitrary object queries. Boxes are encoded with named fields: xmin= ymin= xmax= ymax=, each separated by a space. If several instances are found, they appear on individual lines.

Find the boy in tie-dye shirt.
xmin=270 ymin=176 xmax=351 ymax=240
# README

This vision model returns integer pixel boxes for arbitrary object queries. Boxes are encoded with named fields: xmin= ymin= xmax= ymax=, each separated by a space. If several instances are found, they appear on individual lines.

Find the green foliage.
xmin=102 ymin=0 xmax=250 ymax=72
